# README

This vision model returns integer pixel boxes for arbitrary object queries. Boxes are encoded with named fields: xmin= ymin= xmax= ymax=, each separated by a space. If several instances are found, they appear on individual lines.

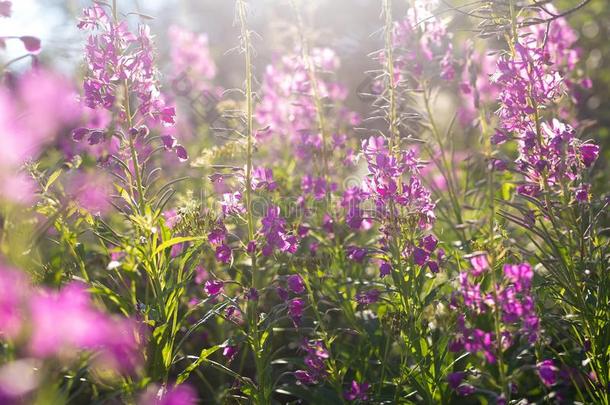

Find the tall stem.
xmin=237 ymin=1 xmax=266 ymax=403
xmin=383 ymin=0 xmax=399 ymax=153
xmin=291 ymin=1 xmax=331 ymax=203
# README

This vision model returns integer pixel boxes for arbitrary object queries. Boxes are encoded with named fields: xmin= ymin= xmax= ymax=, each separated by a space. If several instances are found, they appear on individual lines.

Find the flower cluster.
xmin=294 ymin=340 xmax=329 ymax=385
xmin=449 ymin=260 xmax=539 ymax=393
xmin=256 ymin=48 xmax=358 ymax=164
xmin=491 ymin=30 xmax=598 ymax=200
xmin=362 ymin=136 xmax=435 ymax=230
xmin=390 ymin=0 xmax=455 ymax=82
xmin=78 ymin=5 xmax=168 ymax=118
xmin=168 ymin=25 xmax=216 ymax=92
xmin=260 ymin=205 xmax=298 ymax=256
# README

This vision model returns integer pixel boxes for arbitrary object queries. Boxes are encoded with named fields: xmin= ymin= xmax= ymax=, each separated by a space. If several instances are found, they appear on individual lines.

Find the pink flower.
xmin=220 ymin=192 xmax=245 ymax=216
xmin=537 ymin=360 xmax=558 ymax=387
xmin=344 ymin=380 xmax=370 ymax=401
xmin=215 ymin=244 xmax=232 ymax=264
xmin=469 ymin=253 xmax=489 ymax=277
xmin=28 ymin=283 xmax=141 ymax=371
xmin=287 ymin=274 xmax=305 ymax=294
xmin=66 ymin=172 xmax=113 ymax=215
xmin=0 ymin=265 xmax=29 ymax=338
xmin=139 ymin=384 xmax=198 ymax=405
xmin=204 ymin=280 xmax=224 ymax=296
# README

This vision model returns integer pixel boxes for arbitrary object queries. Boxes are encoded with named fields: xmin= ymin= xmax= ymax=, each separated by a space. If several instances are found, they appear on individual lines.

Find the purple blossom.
xmin=252 ymin=167 xmax=277 ymax=191
xmin=245 ymin=288 xmax=259 ymax=301
xmin=0 ymin=1 xmax=11 ymax=18
xmin=537 ymin=360 xmax=558 ymax=387
xmin=421 ymin=235 xmax=438 ymax=252
xmin=355 ymin=289 xmax=381 ymax=306
xmin=260 ymin=205 xmax=299 ymax=256
xmin=379 ymin=261 xmax=392 ymax=278
xmin=413 ymin=247 xmax=429 ymax=266
xmin=204 ymin=280 xmax=224 ymax=296
xmin=296 ymin=340 xmax=329 ymax=384
xmin=447 ymin=372 xmax=465 ymax=389
xmin=222 ymin=345 xmax=238 ymax=361
xmin=168 ymin=25 xmax=216 ymax=92
xmin=575 ymin=184 xmax=590 ymax=202
xmin=288 ymin=298 xmax=305 ymax=326
xmin=215 ymin=244 xmax=232 ymax=264
xmin=344 ymin=380 xmax=370 ymax=401
xmin=346 ymin=246 xmax=367 ymax=262
xmin=220 ymin=192 xmax=245 ymax=216
xmin=469 ymin=253 xmax=489 ymax=277
xmin=503 ymin=263 xmax=533 ymax=292
xmin=580 ymin=144 xmax=599 ymax=167
xmin=287 ymin=274 xmax=305 ymax=294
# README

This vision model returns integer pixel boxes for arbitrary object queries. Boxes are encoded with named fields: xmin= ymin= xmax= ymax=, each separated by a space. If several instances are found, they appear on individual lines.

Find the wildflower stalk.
xmin=237 ymin=1 xmax=267 ymax=402
xmin=111 ymin=0 xmax=145 ymax=214
xmin=382 ymin=0 xmax=399 ymax=152
xmin=124 ymin=80 xmax=145 ymax=213
xmin=379 ymin=2 xmax=446 ymax=401
xmin=291 ymin=0 xmax=332 ymax=204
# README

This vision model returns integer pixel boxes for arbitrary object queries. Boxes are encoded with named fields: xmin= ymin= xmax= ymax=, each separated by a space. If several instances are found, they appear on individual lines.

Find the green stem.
xmin=292 ymin=1 xmax=332 ymax=204
xmin=237 ymin=2 xmax=266 ymax=403
xmin=383 ymin=0 xmax=399 ymax=152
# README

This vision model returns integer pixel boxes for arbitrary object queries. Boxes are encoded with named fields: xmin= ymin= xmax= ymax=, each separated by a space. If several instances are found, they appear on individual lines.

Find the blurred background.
xmin=1 ymin=0 xmax=609 ymax=170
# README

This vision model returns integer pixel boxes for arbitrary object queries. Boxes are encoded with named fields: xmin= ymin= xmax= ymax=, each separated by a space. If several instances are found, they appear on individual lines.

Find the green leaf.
xmin=176 ymin=346 xmax=221 ymax=385
xmin=153 ymin=236 xmax=205 ymax=256
xmin=44 ymin=169 xmax=62 ymax=192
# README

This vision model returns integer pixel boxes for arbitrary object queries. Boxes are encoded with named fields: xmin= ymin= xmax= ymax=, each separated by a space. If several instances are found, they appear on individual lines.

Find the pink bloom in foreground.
xmin=0 ymin=265 xmax=29 ymax=338
xmin=139 ymin=384 xmax=198 ymax=405
xmin=29 ymin=283 xmax=141 ymax=372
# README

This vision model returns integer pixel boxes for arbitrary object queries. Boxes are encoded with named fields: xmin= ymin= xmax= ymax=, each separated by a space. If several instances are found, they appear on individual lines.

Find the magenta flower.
xmin=215 ymin=244 xmax=232 ymax=264
xmin=78 ymin=5 xmax=177 ymax=127
xmin=288 ymin=298 xmax=305 ymax=326
xmin=260 ymin=205 xmax=298 ymax=256
xmin=222 ymin=344 xmax=238 ymax=361
xmin=575 ymin=184 xmax=590 ymax=202
xmin=19 ymin=36 xmax=41 ymax=53
xmin=252 ymin=167 xmax=277 ymax=191
xmin=220 ymin=192 xmax=245 ymax=216
xmin=537 ymin=360 xmax=558 ymax=387
xmin=355 ymin=289 xmax=381 ymax=306
xmin=344 ymin=380 xmax=370 ymax=401
xmin=469 ymin=253 xmax=489 ymax=277
xmin=28 ymin=283 xmax=141 ymax=371
xmin=503 ymin=263 xmax=533 ymax=293
xmin=346 ymin=246 xmax=367 ymax=262
xmin=287 ymin=274 xmax=305 ymax=294
xmin=296 ymin=340 xmax=329 ymax=385
xmin=204 ymin=280 xmax=224 ymax=296
xmin=66 ymin=172 xmax=113 ymax=216
xmin=0 ymin=265 xmax=29 ymax=338
xmin=138 ymin=384 xmax=199 ymax=405
xmin=579 ymin=143 xmax=599 ymax=167
xmin=447 ymin=372 xmax=465 ymax=389
xmin=168 ymin=25 xmax=216 ymax=91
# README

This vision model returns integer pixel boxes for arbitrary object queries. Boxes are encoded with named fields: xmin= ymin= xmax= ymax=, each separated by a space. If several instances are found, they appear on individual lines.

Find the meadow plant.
xmin=0 ymin=0 xmax=608 ymax=403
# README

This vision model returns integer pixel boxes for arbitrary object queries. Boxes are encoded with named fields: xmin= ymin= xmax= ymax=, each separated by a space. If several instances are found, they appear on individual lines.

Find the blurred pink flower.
xmin=0 ymin=265 xmax=29 ymax=338
xmin=29 ymin=283 xmax=142 ymax=372
xmin=66 ymin=172 xmax=113 ymax=215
